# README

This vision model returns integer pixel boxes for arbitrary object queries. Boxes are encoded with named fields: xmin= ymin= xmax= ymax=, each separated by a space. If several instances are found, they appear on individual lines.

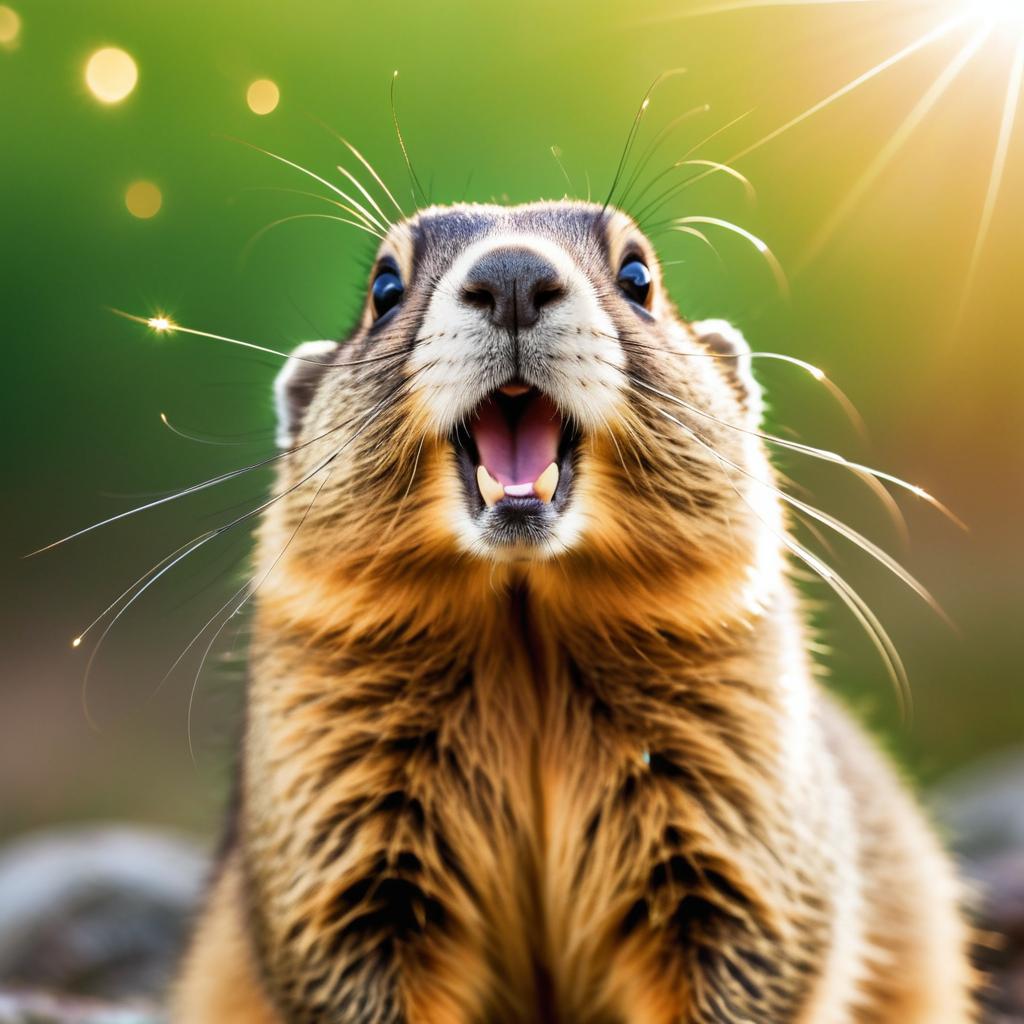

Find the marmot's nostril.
xmin=461 ymin=247 xmax=565 ymax=332
xmin=532 ymin=285 xmax=566 ymax=311
xmin=461 ymin=287 xmax=496 ymax=310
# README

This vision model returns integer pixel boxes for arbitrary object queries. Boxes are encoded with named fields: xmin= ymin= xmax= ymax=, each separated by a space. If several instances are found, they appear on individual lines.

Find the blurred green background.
xmin=2 ymin=0 xmax=1022 ymax=842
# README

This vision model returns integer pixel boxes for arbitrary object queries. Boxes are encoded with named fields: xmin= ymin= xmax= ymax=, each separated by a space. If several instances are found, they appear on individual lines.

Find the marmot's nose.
xmin=460 ymin=247 xmax=566 ymax=332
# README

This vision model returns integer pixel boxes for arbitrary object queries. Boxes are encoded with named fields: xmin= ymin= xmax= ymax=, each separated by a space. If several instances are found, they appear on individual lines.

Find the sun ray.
xmin=955 ymin=31 xmax=1024 ymax=333
xmin=801 ymin=21 xmax=993 ymax=267
xmin=683 ymin=12 xmax=969 ymax=188
xmin=671 ymin=0 xmax=880 ymax=16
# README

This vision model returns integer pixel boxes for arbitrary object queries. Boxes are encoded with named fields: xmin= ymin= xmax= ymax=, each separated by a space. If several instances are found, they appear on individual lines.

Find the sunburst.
xmin=973 ymin=0 xmax=1024 ymax=25
xmin=666 ymin=0 xmax=1024 ymax=328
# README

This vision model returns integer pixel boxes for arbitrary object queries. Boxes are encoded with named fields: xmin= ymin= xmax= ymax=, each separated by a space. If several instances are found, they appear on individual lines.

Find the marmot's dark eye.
xmin=371 ymin=270 xmax=404 ymax=318
xmin=617 ymin=258 xmax=652 ymax=307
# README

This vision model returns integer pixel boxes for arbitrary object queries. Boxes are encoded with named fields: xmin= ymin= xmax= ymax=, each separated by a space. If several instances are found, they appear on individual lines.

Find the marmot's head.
xmin=268 ymin=201 xmax=781 ymax=619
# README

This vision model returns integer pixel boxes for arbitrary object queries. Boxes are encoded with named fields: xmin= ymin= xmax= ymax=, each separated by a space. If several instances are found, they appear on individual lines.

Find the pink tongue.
xmin=471 ymin=394 xmax=561 ymax=488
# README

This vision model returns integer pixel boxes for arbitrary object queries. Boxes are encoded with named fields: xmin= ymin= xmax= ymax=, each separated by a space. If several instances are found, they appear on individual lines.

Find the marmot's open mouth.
xmin=452 ymin=383 xmax=579 ymax=521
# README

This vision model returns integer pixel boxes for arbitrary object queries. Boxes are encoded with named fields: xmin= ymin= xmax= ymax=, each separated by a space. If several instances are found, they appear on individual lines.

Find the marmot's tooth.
xmin=534 ymin=462 xmax=559 ymax=503
xmin=476 ymin=464 xmax=504 ymax=507
xmin=503 ymin=483 xmax=534 ymax=497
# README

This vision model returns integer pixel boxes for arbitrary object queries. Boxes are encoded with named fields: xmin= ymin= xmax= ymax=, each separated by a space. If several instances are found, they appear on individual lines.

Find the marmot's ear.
xmin=691 ymin=319 xmax=762 ymax=424
xmin=273 ymin=340 xmax=338 ymax=448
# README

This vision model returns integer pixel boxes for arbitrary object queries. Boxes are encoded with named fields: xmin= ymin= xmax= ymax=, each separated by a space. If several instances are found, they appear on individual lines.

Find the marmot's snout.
xmin=459 ymin=245 xmax=567 ymax=333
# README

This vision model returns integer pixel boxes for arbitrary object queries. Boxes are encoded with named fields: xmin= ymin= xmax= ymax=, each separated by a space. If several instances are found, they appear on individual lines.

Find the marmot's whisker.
xmin=658 ymin=217 xmax=790 ymax=297
xmin=629 ymin=376 xmax=944 ymax=619
xmin=549 ymin=145 xmax=577 ymax=198
xmin=614 ymin=339 xmax=958 ymax=525
xmin=333 ymin=163 xmax=395 ymax=232
xmin=389 ymin=70 xmax=429 ymax=208
xmin=75 ymin=380 xmax=407 ymax=731
xmin=618 ymin=334 xmax=871 ymax=438
xmin=615 ymin=102 xmax=711 ymax=209
xmin=331 ymin=127 xmax=406 ymax=218
xmin=603 ymin=68 xmax=688 ymax=211
xmin=159 ymin=411 xmax=263 ymax=447
xmin=30 ymin=346 xmax=423 ymax=557
xmin=186 ymin=471 xmax=334 ymax=764
xmin=628 ymin=109 xmax=753 ymax=221
xmin=71 ymin=377 xmax=410 ymax=649
xmin=654 ymin=403 xmax=913 ymax=717
xmin=243 ymin=212 xmax=382 ymax=261
xmin=228 ymin=137 xmax=387 ymax=238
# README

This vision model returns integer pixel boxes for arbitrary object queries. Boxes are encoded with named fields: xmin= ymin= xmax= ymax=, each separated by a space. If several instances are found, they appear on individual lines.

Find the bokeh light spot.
xmin=0 ymin=6 xmax=20 ymax=47
xmin=85 ymin=47 xmax=137 ymax=104
xmin=125 ymin=180 xmax=162 ymax=219
xmin=246 ymin=78 xmax=280 ymax=115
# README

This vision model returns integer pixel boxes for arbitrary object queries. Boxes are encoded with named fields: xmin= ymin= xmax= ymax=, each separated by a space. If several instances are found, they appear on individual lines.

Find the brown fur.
xmin=173 ymin=202 xmax=975 ymax=1022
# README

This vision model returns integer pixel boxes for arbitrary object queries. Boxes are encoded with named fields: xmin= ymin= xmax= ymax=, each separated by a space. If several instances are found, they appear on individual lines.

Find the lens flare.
xmin=147 ymin=316 xmax=174 ymax=332
xmin=0 ymin=5 xmax=21 ymax=48
xmin=246 ymin=78 xmax=280 ymax=115
xmin=125 ymin=180 xmax=162 ymax=219
xmin=85 ymin=47 xmax=137 ymax=104
xmin=976 ymin=0 xmax=1024 ymax=24
xmin=665 ymin=0 xmax=1024 ymax=333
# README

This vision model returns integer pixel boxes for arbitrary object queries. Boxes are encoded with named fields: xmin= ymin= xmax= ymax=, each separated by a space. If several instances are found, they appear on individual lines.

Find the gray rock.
xmin=0 ymin=990 xmax=162 ymax=1023
xmin=933 ymin=749 xmax=1024 ymax=1024
xmin=0 ymin=827 xmax=206 ymax=1004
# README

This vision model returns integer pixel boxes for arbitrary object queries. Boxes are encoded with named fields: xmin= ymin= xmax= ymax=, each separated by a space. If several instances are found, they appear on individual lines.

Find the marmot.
xmin=174 ymin=200 xmax=974 ymax=1022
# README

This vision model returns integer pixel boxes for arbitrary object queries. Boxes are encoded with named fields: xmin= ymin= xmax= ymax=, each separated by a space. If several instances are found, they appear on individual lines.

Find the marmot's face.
xmin=275 ymin=201 xmax=772 ymax=575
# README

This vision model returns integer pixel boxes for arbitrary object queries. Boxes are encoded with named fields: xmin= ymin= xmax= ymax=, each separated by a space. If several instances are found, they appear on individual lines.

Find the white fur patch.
xmin=692 ymin=318 xmax=763 ymax=424
xmin=410 ymin=231 xmax=625 ymax=558
xmin=273 ymin=340 xmax=338 ymax=448
xmin=409 ymin=232 xmax=624 ymax=435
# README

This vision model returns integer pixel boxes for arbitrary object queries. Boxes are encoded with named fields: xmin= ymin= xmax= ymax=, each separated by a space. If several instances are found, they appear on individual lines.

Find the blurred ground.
xmin=0 ymin=752 xmax=1022 ymax=1021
